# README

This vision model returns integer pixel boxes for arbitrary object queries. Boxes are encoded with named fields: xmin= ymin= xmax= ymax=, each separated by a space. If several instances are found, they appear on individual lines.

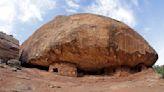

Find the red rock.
xmin=20 ymin=13 xmax=158 ymax=76
xmin=0 ymin=32 xmax=19 ymax=61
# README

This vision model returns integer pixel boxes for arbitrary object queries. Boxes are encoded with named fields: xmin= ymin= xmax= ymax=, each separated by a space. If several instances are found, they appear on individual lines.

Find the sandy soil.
xmin=0 ymin=65 xmax=164 ymax=92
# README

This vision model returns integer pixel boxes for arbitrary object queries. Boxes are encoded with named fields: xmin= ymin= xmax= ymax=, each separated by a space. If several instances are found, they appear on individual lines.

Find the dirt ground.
xmin=0 ymin=65 xmax=164 ymax=92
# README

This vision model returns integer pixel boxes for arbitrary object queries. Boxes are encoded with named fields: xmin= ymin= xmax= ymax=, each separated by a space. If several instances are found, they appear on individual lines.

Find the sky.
xmin=0 ymin=0 xmax=163 ymax=65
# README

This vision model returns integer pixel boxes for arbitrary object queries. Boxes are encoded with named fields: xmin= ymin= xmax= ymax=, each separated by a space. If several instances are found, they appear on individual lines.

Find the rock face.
xmin=20 ymin=13 xmax=158 ymax=76
xmin=0 ymin=32 xmax=19 ymax=62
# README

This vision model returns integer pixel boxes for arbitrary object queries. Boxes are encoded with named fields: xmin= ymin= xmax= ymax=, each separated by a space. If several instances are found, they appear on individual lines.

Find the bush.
xmin=153 ymin=65 xmax=164 ymax=78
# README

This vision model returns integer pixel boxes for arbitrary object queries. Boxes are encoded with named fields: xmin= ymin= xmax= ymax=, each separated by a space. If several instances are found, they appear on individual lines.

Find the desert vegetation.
xmin=153 ymin=65 xmax=164 ymax=78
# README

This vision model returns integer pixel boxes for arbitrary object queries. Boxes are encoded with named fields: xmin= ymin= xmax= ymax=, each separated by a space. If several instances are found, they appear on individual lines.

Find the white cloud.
xmin=65 ymin=0 xmax=80 ymax=13
xmin=18 ymin=0 xmax=56 ymax=22
xmin=66 ymin=0 xmax=79 ymax=9
xmin=87 ymin=0 xmax=136 ymax=27
xmin=0 ymin=25 xmax=13 ymax=34
xmin=0 ymin=0 xmax=16 ymax=34
xmin=0 ymin=0 xmax=56 ymax=34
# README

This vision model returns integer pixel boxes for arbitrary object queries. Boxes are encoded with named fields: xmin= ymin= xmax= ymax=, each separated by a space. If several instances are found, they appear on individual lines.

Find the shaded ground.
xmin=0 ymin=65 xmax=164 ymax=92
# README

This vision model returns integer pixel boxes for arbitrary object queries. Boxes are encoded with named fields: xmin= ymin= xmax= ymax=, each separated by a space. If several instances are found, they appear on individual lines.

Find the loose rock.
xmin=7 ymin=59 xmax=21 ymax=70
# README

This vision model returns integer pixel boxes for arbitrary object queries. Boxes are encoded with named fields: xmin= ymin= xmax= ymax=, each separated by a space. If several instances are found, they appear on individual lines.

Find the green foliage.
xmin=153 ymin=65 xmax=164 ymax=78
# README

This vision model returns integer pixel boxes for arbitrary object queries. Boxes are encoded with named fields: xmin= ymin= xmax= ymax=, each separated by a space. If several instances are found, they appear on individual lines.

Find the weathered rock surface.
xmin=7 ymin=59 xmax=21 ymax=70
xmin=0 ymin=59 xmax=5 ymax=64
xmin=20 ymin=13 xmax=158 ymax=76
xmin=0 ymin=32 xmax=19 ymax=62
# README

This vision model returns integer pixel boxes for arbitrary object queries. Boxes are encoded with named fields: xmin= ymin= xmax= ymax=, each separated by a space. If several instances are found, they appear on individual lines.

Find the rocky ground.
xmin=0 ymin=65 xmax=164 ymax=92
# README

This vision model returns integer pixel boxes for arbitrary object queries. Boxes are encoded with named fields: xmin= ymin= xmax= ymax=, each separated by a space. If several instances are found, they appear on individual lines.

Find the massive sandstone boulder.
xmin=0 ymin=32 xmax=19 ymax=62
xmin=20 ymin=13 xmax=158 ymax=76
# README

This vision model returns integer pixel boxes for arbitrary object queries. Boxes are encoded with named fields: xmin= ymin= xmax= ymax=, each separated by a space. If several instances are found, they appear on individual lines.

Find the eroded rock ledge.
xmin=0 ymin=32 xmax=19 ymax=62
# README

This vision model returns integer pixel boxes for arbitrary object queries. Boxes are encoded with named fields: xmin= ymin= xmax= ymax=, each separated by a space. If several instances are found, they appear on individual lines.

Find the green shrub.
xmin=153 ymin=65 xmax=164 ymax=78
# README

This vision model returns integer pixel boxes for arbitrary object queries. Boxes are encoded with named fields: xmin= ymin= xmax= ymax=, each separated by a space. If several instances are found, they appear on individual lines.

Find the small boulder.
xmin=7 ymin=59 xmax=21 ymax=70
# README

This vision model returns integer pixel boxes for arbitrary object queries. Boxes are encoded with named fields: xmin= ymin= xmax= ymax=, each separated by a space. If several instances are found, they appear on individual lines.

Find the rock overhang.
xmin=19 ymin=13 xmax=158 ymax=76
